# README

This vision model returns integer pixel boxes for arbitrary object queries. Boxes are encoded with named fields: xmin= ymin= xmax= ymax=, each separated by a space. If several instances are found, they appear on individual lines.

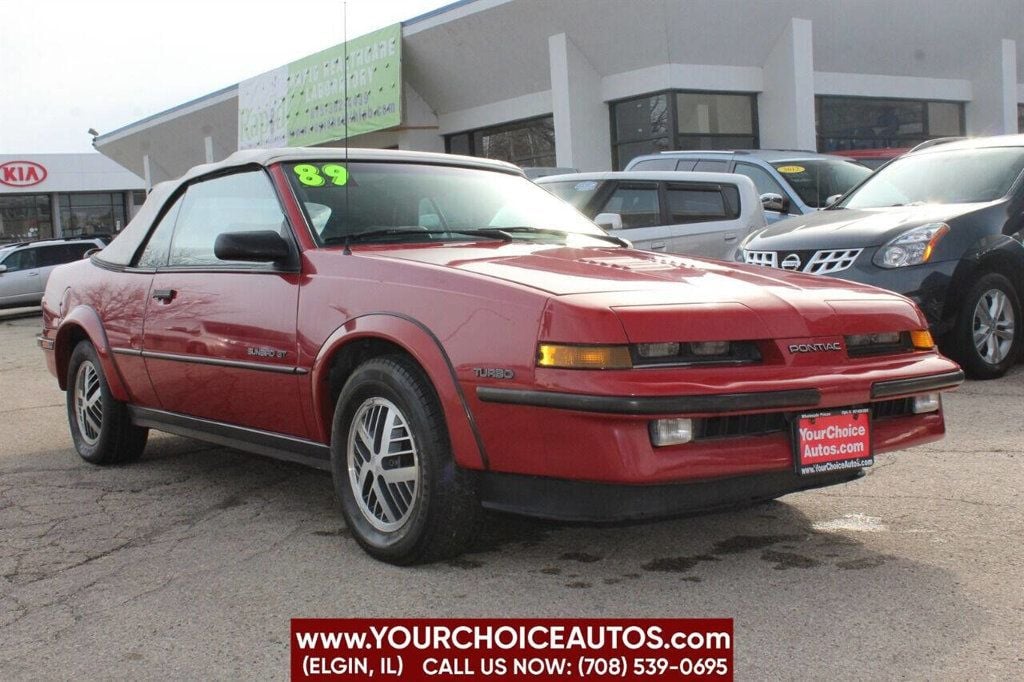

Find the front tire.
xmin=66 ymin=341 xmax=148 ymax=464
xmin=330 ymin=355 xmax=481 ymax=564
xmin=948 ymin=273 xmax=1021 ymax=379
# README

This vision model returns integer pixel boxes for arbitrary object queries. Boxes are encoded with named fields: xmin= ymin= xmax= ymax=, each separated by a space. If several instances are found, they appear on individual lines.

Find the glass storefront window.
xmin=614 ymin=94 xmax=670 ymax=144
xmin=677 ymin=93 xmax=755 ymax=135
xmin=816 ymin=96 xmax=965 ymax=152
xmin=0 ymin=195 xmax=52 ymax=242
xmin=58 ymin=193 xmax=127 ymax=236
xmin=445 ymin=116 xmax=556 ymax=168
xmin=611 ymin=91 xmax=758 ymax=169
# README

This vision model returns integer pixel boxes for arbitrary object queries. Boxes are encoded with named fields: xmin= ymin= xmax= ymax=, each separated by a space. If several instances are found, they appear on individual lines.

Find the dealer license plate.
xmin=793 ymin=408 xmax=873 ymax=475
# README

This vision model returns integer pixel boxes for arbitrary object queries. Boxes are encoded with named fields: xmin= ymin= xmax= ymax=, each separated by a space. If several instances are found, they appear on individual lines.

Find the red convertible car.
xmin=39 ymin=149 xmax=963 ymax=564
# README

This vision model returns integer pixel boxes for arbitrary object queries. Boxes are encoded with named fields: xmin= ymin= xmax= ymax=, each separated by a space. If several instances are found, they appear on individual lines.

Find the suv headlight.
xmin=873 ymin=223 xmax=949 ymax=268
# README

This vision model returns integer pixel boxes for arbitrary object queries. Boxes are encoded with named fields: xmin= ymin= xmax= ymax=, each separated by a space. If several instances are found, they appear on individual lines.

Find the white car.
xmin=536 ymin=171 xmax=766 ymax=260
xmin=0 ymin=238 xmax=106 ymax=309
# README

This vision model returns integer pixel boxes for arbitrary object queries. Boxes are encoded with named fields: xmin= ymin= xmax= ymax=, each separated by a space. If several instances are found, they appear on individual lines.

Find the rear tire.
xmin=330 ymin=355 xmax=481 ymax=565
xmin=66 ymin=341 xmax=148 ymax=464
xmin=948 ymin=273 xmax=1021 ymax=379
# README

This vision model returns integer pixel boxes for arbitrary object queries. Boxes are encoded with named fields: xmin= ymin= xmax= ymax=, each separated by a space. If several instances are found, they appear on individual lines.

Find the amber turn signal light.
xmin=910 ymin=330 xmax=935 ymax=350
xmin=537 ymin=344 xmax=633 ymax=369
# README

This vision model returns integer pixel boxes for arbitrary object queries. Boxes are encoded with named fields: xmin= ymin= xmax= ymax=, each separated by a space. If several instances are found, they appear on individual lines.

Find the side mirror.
xmin=760 ymin=193 xmax=790 ymax=214
xmin=594 ymin=212 xmax=623 ymax=230
xmin=0 ymin=264 xmax=6 ymax=274
xmin=824 ymin=194 xmax=844 ymax=208
xmin=214 ymin=230 xmax=291 ymax=262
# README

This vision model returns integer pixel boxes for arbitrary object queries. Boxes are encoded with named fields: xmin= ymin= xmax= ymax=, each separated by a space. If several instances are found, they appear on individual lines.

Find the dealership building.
xmin=94 ymin=0 xmax=1024 ymax=187
xmin=0 ymin=154 xmax=145 ymax=243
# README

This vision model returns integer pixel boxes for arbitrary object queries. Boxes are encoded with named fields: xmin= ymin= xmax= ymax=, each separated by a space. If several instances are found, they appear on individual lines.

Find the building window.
xmin=58 ymin=192 xmax=128 ymax=237
xmin=610 ymin=91 xmax=758 ymax=169
xmin=445 ymin=116 xmax=556 ymax=168
xmin=1019 ymin=104 xmax=1024 ymax=133
xmin=816 ymin=96 xmax=965 ymax=153
xmin=0 ymin=194 xmax=52 ymax=242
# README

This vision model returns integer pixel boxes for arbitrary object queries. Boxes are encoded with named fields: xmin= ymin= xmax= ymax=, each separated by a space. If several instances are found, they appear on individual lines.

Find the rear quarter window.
xmin=665 ymin=184 xmax=740 ymax=223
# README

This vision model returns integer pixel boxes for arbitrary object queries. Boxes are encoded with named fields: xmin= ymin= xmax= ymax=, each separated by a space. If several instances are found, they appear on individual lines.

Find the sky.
xmin=0 ymin=0 xmax=452 ymax=154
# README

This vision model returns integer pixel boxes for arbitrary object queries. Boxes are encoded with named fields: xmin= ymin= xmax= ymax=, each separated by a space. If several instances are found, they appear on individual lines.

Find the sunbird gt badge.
xmin=247 ymin=347 xmax=288 ymax=359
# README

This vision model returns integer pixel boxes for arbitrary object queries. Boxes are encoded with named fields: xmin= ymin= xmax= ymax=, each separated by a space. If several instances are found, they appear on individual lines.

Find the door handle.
xmin=27 ymin=271 xmax=39 ymax=276
xmin=724 ymin=233 xmax=737 ymax=242
xmin=152 ymin=288 xmax=177 ymax=302
xmin=651 ymin=242 xmax=666 ymax=251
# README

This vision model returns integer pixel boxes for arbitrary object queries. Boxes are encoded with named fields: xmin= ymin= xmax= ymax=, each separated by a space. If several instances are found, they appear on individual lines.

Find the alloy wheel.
xmin=74 ymin=361 xmax=103 ymax=445
xmin=347 ymin=397 xmax=420 ymax=533
xmin=972 ymin=288 xmax=1015 ymax=365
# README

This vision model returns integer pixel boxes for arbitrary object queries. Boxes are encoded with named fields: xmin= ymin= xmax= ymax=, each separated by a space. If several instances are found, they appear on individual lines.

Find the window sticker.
xmin=775 ymin=165 xmax=806 ymax=174
xmin=574 ymin=181 xmax=599 ymax=191
xmin=293 ymin=163 xmax=349 ymax=186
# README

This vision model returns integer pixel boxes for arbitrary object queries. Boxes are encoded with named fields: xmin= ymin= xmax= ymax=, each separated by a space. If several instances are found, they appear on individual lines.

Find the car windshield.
xmin=771 ymin=159 xmax=872 ymax=208
xmin=284 ymin=162 xmax=608 ymax=246
xmin=840 ymin=147 xmax=1024 ymax=209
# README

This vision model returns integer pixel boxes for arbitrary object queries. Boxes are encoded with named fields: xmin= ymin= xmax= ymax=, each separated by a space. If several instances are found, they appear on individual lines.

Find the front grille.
xmin=742 ymin=248 xmax=862 ymax=274
xmin=804 ymin=249 xmax=863 ymax=274
xmin=692 ymin=397 xmax=916 ymax=441
xmin=870 ymin=397 xmax=914 ymax=420
xmin=743 ymin=250 xmax=777 ymax=268
xmin=695 ymin=412 xmax=787 ymax=439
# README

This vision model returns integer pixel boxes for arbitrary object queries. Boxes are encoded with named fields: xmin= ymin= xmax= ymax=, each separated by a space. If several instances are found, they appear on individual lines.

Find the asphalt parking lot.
xmin=1 ymin=309 xmax=1021 ymax=680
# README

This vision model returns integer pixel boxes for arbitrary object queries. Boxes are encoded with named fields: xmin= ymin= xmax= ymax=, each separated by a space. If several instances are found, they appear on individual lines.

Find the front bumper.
xmin=796 ymin=251 xmax=959 ymax=335
xmin=468 ymin=362 xmax=961 ymax=485
xmin=479 ymin=469 xmax=862 ymax=522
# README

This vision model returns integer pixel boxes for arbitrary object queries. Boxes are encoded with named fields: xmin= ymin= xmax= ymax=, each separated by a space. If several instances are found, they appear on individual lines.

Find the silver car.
xmin=536 ymin=171 xmax=766 ymax=260
xmin=0 ymin=238 xmax=105 ymax=309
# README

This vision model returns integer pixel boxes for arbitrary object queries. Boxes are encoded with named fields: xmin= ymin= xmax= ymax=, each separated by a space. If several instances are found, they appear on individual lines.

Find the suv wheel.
xmin=330 ymin=355 xmax=480 ymax=564
xmin=950 ymin=273 xmax=1021 ymax=379
xmin=66 ymin=341 xmax=149 ymax=464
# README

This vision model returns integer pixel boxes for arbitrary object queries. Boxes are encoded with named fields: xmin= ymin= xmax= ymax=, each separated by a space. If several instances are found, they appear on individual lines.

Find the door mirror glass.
xmin=214 ymin=230 xmax=291 ymax=262
xmin=594 ymin=212 xmax=623 ymax=230
xmin=760 ymin=192 xmax=790 ymax=214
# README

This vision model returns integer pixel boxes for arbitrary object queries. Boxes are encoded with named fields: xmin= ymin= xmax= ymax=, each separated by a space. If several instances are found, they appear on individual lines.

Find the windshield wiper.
xmin=324 ymin=226 xmax=628 ymax=248
xmin=460 ymin=226 xmax=629 ymax=248
xmin=323 ymin=229 xmax=446 ymax=244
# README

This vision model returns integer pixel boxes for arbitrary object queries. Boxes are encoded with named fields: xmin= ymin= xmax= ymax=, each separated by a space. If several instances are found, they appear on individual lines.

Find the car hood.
xmin=376 ymin=243 xmax=898 ymax=297
xmin=745 ymin=202 xmax=997 ymax=250
xmin=370 ymin=243 xmax=927 ymax=338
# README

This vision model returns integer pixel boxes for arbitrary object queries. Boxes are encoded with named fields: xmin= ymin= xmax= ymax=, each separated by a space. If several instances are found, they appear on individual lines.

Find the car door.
xmin=0 ymin=247 xmax=42 ymax=306
xmin=658 ymin=182 xmax=744 ymax=259
xmin=590 ymin=181 xmax=666 ymax=250
xmin=733 ymin=162 xmax=798 ymax=224
xmin=139 ymin=168 xmax=308 ymax=438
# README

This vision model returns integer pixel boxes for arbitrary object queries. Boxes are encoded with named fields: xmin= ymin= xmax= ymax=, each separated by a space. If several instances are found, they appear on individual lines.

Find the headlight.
xmin=633 ymin=340 xmax=761 ymax=366
xmin=873 ymin=223 xmax=949 ymax=268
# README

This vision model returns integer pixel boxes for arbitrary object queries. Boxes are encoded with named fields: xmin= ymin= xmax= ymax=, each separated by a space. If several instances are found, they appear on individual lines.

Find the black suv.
xmin=738 ymin=135 xmax=1024 ymax=379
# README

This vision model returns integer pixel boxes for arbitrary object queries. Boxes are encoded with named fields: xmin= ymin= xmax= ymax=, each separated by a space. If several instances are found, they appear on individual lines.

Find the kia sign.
xmin=0 ymin=161 xmax=47 ymax=187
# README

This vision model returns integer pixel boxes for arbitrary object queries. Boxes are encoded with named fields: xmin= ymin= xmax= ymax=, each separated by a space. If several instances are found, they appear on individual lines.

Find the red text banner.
xmin=292 ymin=618 xmax=733 ymax=680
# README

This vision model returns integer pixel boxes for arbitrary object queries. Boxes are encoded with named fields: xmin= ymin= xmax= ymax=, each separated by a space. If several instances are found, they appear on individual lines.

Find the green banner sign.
xmin=239 ymin=23 xmax=402 ymax=149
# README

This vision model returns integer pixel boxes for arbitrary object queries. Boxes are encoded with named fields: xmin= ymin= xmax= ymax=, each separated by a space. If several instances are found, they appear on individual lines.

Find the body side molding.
xmin=128 ymin=406 xmax=330 ymax=470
